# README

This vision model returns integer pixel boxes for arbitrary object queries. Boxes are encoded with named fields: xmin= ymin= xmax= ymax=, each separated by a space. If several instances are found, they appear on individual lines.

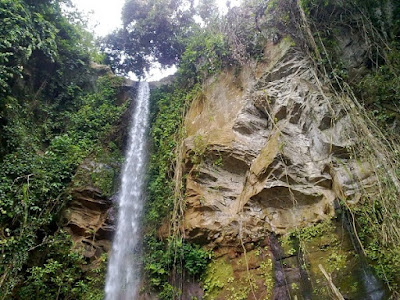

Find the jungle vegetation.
xmin=0 ymin=0 xmax=399 ymax=298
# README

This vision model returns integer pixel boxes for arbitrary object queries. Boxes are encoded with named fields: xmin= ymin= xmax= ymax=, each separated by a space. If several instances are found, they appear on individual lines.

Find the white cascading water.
xmin=105 ymin=81 xmax=150 ymax=300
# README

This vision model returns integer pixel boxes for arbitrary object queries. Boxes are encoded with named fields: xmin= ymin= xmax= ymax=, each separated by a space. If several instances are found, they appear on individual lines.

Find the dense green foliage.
xmin=0 ymin=0 xmax=128 ymax=297
xmin=102 ymin=0 xmax=197 ymax=76
xmin=17 ymin=231 xmax=107 ymax=300
xmin=178 ymin=30 xmax=232 ymax=86
xmin=146 ymin=84 xmax=187 ymax=227
xmin=0 ymin=73 xmax=127 ymax=298
xmin=348 ymin=199 xmax=400 ymax=290
xmin=356 ymin=49 xmax=400 ymax=131
xmin=144 ymin=236 xmax=210 ymax=299
xmin=0 ymin=0 xmax=57 ymax=95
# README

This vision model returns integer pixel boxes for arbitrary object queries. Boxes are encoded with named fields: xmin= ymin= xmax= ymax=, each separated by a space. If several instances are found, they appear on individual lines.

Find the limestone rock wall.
xmin=182 ymin=38 xmax=368 ymax=247
xmin=180 ymin=36 xmax=387 ymax=299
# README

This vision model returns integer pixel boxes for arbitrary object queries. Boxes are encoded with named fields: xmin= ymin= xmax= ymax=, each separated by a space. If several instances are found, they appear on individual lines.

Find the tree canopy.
xmin=102 ymin=0 xmax=198 ymax=77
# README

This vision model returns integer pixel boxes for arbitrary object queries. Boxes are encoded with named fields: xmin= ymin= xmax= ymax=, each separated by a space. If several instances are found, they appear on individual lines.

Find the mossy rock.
xmin=280 ymin=219 xmax=389 ymax=299
xmin=203 ymin=248 xmax=274 ymax=300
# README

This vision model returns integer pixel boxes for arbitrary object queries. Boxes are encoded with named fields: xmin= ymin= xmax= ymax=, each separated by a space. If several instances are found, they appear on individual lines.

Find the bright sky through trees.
xmin=72 ymin=0 xmax=241 ymax=80
xmin=71 ymin=0 xmax=125 ymax=36
xmin=72 ymin=0 xmax=241 ymax=37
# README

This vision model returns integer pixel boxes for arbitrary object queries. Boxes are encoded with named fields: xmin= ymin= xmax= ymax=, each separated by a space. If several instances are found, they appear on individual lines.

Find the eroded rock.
xmin=182 ymin=38 xmax=373 ymax=248
xmin=63 ymin=159 xmax=116 ymax=264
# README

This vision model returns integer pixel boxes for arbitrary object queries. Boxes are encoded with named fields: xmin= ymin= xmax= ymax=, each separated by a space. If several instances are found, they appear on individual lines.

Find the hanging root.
xmin=295 ymin=0 xmax=400 ymax=291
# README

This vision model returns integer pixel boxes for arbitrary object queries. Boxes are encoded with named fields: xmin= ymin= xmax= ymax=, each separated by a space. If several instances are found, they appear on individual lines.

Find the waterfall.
xmin=105 ymin=81 xmax=150 ymax=300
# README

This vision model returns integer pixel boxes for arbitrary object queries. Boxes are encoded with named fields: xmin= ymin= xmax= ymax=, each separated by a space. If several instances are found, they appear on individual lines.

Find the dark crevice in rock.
xmin=251 ymin=186 xmax=323 ymax=209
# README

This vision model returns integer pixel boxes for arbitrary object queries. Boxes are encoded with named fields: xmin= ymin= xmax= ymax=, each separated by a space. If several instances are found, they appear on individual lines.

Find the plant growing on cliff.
xmin=145 ymin=84 xmax=187 ymax=227
xmin=296 ymin=0 xmax=400 ymax=292
xmin=0 ymin=0 xmax=58 ymax=96
xmin=144 ymin=236 xmax=210 ymax=298
xmin=178 ymin=30 xmax=232 ymax=85
xmin=17 ymin=231 xmax=107 ymax=300
xmin=0 ymin=66 xmax=127 ymax=297
xmin=144 ymin=80 xmax=216 ymax=297
xmin=190 ymin=134 xmax=207 ymax=165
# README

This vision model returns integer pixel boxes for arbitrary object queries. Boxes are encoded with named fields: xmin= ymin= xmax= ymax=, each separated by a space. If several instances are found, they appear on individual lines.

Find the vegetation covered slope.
xmin=0 ymin=1 xmax=128 ymax=298
xmin=1 ymin=0 xmax=400 ymax=299
xmin=103 ymin=0 xmax=400 ymax=298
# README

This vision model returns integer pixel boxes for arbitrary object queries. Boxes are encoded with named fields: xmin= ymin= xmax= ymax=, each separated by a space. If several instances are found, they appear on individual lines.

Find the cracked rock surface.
xmin=182 ymin=39 xmax=370 ymax=247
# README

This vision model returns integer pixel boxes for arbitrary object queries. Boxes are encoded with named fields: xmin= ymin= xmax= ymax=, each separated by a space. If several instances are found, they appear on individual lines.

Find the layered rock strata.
xmin=63 ymin=160 xmax=115 ymax=264
xmin=182 ymin=39 xmax=370 ymax=246
xmin=180 ymin=37 xmax=385 ymax=299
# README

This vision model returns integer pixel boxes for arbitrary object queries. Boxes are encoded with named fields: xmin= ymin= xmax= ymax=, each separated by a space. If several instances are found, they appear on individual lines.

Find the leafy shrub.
xmin=17 ymin=231 xmax=107 ymax=300
xmin=144 ymin=236 xmax=211 ymax=296
xmin=178 ymin=30 xmax=232 ymax=85
xmin=356 ymin=47 xmax=400 ymax=133
xmin=0 ymin=0 xmax=57 ymax=95
xmin=146 ymin=84 xmax=190 ymax=228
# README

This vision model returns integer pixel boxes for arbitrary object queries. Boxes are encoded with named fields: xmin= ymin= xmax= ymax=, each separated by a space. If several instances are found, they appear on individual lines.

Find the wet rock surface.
xmin=182 ymin=39 xmax=367 ymax=246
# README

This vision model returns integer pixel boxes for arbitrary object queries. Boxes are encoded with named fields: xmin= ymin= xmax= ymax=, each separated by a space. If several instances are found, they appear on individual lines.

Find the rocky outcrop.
xmin=182 ymin=38 xmax=369 ymax=246
xmin=179 ymin=35 xmax=386 ymax=298
xmin=63 ymin=159 xmax=116 ymax=265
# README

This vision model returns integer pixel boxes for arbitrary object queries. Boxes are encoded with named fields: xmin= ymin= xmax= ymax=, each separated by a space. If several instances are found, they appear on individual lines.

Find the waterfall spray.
xmin=105 ymin=81 xmax=150 ymax=300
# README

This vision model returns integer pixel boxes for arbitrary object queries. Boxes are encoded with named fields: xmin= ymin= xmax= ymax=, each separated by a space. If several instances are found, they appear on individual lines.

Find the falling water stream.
xmin=105 ymin=81 xmax=150 ymax=300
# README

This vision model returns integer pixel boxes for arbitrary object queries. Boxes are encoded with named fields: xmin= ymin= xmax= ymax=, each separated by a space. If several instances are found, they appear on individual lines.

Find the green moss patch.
xmin=203 ymin=247 xmax=275 ymax=300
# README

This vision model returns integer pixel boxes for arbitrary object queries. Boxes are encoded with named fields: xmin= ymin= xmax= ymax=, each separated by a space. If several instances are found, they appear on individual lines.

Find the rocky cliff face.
xmin=63 ymin=160 xmax=115 ymax=264
xmin=180 ymin=36 xmax=387 ymax=299
xmin=183 ymin=38 xmax=360 ymax=244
